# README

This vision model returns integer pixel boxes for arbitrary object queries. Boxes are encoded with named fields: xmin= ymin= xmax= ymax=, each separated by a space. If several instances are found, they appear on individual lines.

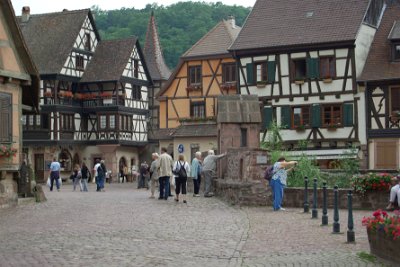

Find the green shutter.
xmin=311 ymin=104 xmax=321 ymax=128
xmin=246 ymin=63 xmax=254 ymax=85
xmin=262 ymin=107 xmax=273 ymax=129
xmin=307 ymin=58 xmax=319 ymax=79
xmin=267 ymin=61 xmax=276 ymax=83
xmin=281 ymin=106 xmax=291 ymax=129
xmin=343 ymin=103 xmax=354 ymax=126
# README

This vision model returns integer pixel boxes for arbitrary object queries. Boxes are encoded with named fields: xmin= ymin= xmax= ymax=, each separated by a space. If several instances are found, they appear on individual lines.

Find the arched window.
xmin=59 ymin=149 xmax=72 ymax=171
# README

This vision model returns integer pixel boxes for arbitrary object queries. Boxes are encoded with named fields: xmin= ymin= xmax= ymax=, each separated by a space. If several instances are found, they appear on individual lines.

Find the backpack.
xmin=97 ymin=165 xmax=105 ymax=177
xmin=264 ymin=165 xmax=275 ymax=181
xmin=177 ymin=161 xmax=187 ymax=178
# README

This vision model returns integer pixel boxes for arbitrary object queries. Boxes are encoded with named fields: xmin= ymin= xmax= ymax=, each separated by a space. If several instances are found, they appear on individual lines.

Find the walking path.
xmin=0 ymin=183 xmax=391 ymax=266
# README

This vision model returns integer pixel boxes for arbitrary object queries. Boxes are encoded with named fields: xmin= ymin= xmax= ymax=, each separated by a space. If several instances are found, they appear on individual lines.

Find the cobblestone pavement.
xmin=0 ymin=183 xmax=392 ymax=267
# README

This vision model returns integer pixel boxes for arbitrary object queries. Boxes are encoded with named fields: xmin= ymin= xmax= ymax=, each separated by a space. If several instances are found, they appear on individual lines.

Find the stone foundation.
xmin=0 ymin=171 xmax=18 ymax=209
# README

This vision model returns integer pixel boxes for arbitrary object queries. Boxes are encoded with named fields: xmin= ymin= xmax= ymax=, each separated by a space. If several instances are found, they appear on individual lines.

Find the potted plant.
xmin=43 ymin=91 xmax=53 ymax=97
xmin=256 ymin=81 xmax=267 ymax=88
xmin=362 ymin=209 xmax=400 ymax=264
xmin=326 ymin=124 xmax=340 ymax=131
xmin=322 ymin=76 xmax=333 ymax=83
xmin=294 ymin=125 xmax=306 ymax=132
xmin=186 ymin=84 xmax=202 ymax=91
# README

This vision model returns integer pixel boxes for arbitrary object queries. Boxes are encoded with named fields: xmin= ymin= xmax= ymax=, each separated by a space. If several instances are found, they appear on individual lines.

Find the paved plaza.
xmin=0 ymin=183 xmax=391 ymax=266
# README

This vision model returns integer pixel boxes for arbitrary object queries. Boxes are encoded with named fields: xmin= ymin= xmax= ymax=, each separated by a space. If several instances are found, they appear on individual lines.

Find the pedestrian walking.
xmin=156 ymin=147 xmax=173 ymax=200
xmin=81 ymin=162 xmax=90 ymax=192
xmin=138 ymin=161 xmax=149 ymax=189
xmin=202 ymin=150 xmax=226 ymax=197
xmin=49 ymin=157 xmax=61 ymax=192
xmin=94 ymin=159 xmax=106 ymax=192
xmin=270 ymin=157 xmax=297 ymax=211
xmin=173 ymin=155 xmax=190 ymax=203
xmin=149 ymin=153 xmax=159 ymax=199
xmin=191 ymin=151 xmax=202 ymax=197
xmin=72 ymin=164 xmax=82 ymax=191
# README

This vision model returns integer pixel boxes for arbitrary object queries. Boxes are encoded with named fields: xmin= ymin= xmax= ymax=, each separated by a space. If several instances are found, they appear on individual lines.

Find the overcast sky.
xmin=11 ymin=0 xmax=255 ymax=15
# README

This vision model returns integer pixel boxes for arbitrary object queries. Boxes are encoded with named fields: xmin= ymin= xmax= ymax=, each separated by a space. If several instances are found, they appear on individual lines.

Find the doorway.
xmin=34 ymin=154 xmax=45 ymax=183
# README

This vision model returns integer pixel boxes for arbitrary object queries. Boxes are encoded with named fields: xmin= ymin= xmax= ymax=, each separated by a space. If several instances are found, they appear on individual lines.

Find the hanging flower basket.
xmin=0 ymin=144 xmax=17 ymax=159
xmin=100 ymin=92 xmax=113 ymax=98
xmin=44 ymin=91 xmax=53 ymax=97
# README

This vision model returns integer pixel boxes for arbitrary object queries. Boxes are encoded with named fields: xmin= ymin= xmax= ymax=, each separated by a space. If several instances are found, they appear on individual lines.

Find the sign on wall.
xmin=177 ymin=144 xmax=184 ymax=153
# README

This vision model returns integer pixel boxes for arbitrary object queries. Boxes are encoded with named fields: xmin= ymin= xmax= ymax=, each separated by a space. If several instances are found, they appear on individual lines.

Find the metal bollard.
xmin=304 ymin=176 xmax=309 ymax=213
xmin=332 ymin=185 xmax=340 ymax=233
xmin=321 ymin=182 xmax=328 ymax=226
xmin=347 ymin=190 xmax=355 ymax=242
xmin=312 ymin=178 xmax=318 ymax=219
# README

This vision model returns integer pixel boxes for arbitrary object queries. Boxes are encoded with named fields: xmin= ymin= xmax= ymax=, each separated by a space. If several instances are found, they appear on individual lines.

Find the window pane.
xmin=100 ymin=115 xmax=106 ymax=129
xmin=391 ymin=87 xmax=400 ymax=112
xmin=395 ymin=45 xmax=400 ymax=60
xmin=110 ymin=115 xmax=115 ymax=129
xmin=294 ymin=59 xmax=306 ymax=79
xmin=293 ymin=107 xmax=301 ymax=127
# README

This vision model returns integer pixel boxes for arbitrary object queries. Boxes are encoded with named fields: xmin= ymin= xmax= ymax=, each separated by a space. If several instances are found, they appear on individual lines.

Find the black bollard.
xmin=321 ymin=182 xmax=328 ymax=226
xmin=332 ymin=185 xmax=340 ymax=233
xmin=312 ymin=178 xmax=318 ymax=219
xmin=347 ymin=190 xmax=355 ymax=242
xmin=304 ymin=177 xmax=309 ymax=213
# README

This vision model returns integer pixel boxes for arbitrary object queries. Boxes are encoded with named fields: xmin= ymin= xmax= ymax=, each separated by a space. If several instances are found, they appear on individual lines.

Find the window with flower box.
xmin=323 ymin=105 xmax=342 ymax=127
xmin=319 ymin=57 xmax=336 ymax=79
xmin=222 ymin=63 xmax=236 ymax=83
xmin=292 ymin=106 xmax=310 ymax=129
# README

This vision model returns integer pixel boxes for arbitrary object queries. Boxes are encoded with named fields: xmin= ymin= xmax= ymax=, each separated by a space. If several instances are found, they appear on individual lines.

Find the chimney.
xmin=228 ymin=15 xmax=236 ymax=29
xmin=21 ymin=6 xmax=30 ymax=22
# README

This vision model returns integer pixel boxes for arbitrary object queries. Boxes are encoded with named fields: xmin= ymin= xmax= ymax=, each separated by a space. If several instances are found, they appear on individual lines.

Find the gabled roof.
xmin=183 ymin=18 xmax=241 ymax=59
xmin=1 ymin=0 xmax=39 ymax=109
xmin=81 ymin=37 xmax=137 ymax=83
xmin=230 ymin=0 xmax=370 ymax=52
xmin=18 ymin=9 xmax=100 ymax=75
xmin=143 ymin=12 xmax=171 ymax=81
xmin=360 ymin=4 xmax=400 ymax=82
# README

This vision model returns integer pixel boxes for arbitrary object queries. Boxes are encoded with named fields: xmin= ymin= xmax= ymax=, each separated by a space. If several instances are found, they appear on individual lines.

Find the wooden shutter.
xmin=343 ymin=103 xmax=354 ymax=126
xmin=262 ymin=107 xmax=273 ymax=129
xmin=267 ymin=61 xmax=276 ymax=83
xmin=311 ymin=104 xmax=321 ymax=127
xmin=281 ymin=106 xmax=291 ymax=129
xmin=0 ymin=93 xmax=12 ymax=142
xmin=246 ymin=63 xmax=254 ymax=85
xmin=307 ymin=58 xmax=319 ymax=79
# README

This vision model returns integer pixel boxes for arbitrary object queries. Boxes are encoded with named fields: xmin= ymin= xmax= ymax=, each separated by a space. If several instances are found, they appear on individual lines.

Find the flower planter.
xmin=295 ymin=80 xmax=305 ymax=85
xmin=322 ymin=78 xmax=333 ymax=83
xmin=367 ymin=228 xmax=400 ymax=264
xmin=326 ymin=127 xmax=337 ymax=131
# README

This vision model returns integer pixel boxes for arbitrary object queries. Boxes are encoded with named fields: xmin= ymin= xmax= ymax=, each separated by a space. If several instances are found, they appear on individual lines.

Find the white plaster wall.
xmin=172 ymin=137 xmax=217 ymax=162
xmin=354 ymin=24 xmax=377 ymax=78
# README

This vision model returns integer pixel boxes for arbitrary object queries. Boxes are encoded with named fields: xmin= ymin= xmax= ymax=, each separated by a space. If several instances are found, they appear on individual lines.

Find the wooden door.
xmin=34 ymin=154 xmax=45 ymax=183
xmin=375 ymin=141 xmax=397 ymax=169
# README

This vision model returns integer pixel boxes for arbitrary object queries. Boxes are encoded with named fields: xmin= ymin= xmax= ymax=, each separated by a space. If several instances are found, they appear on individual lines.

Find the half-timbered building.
xmin=157 ymin=17 xmax=240 ymax=160
xmin=359 ymin=2 xmax=400 ymax=170
xmin=229 ymin=0 xmax=386 ymax=168
xmin=0 ymin=1 xmax=39 ymax=207
xmin=19 ymin=8 xmax=152 ymax=181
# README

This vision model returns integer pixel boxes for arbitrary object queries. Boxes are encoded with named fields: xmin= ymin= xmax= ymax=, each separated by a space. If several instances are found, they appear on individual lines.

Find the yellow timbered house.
xmin=158 ymin=17 xmax=241 ymax=161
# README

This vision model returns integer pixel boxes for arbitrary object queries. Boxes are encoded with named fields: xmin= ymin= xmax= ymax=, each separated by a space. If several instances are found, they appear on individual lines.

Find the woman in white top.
xmin=173 ymin=154 xmax=190 ymax=203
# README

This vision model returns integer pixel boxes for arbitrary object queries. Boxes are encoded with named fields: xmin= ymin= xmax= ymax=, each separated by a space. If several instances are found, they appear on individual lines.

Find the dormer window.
xmin=388 ymin=21 xmax=400 ymax=61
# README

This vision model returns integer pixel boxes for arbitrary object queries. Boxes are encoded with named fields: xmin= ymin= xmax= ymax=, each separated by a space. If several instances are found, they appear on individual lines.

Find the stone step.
xmin=18 ymin=197 xmax=36 ymax=206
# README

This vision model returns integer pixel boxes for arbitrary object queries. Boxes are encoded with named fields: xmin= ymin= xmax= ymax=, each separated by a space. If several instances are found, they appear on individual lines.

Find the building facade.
xmin=158 ymin=17 xmax=241 ymax=161
xmin=230 ymin=0 xmax=386 ymax=168
xmin=19 ymin=8 xmax=152 ymax=181
xmin=0 ymin=1 xmax=39 ymax=207
xmin=359 ymin=3 xmax=400 ymax=170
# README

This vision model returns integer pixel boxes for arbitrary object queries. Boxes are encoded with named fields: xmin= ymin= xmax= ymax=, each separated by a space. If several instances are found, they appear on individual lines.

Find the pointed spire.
xmin=143 ymin=11 xmax=171 ymax=81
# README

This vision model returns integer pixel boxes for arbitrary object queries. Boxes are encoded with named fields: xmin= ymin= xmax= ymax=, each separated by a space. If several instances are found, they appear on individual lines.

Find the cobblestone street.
xmin=0 ymin=184 xmax=390 ymax=266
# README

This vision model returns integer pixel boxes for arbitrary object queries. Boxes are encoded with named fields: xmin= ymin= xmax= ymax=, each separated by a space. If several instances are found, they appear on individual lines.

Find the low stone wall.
xmin=214 ymin=179 xmax=390 ymax=210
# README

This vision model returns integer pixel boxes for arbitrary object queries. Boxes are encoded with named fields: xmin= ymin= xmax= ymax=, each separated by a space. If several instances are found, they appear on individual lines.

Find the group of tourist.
xmin=146 ymin=148 xmax=226 ymax=203
xmin=48 ymin=158 xmax=106 ymax=192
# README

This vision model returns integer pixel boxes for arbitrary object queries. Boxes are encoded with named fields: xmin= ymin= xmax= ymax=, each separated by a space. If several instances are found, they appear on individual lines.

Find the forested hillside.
xmin=92 ymin=2 xmax=251 ymax=69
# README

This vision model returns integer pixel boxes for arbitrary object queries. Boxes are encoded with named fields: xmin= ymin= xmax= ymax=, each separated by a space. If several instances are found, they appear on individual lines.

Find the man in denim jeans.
xmin=49 ymin=158 xmax=61 ymax=191
xmin=156 ymin=147 xmax=173 ymax=200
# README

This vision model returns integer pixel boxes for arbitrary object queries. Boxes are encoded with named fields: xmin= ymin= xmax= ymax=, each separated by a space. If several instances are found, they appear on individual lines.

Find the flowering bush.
xmin=0 ymin=144 xmax=17 ymax=158
xmin=362 ymin=209 xmax=400 ymax=240
xmin=351 ymin=173 xmax=393 ymax=195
